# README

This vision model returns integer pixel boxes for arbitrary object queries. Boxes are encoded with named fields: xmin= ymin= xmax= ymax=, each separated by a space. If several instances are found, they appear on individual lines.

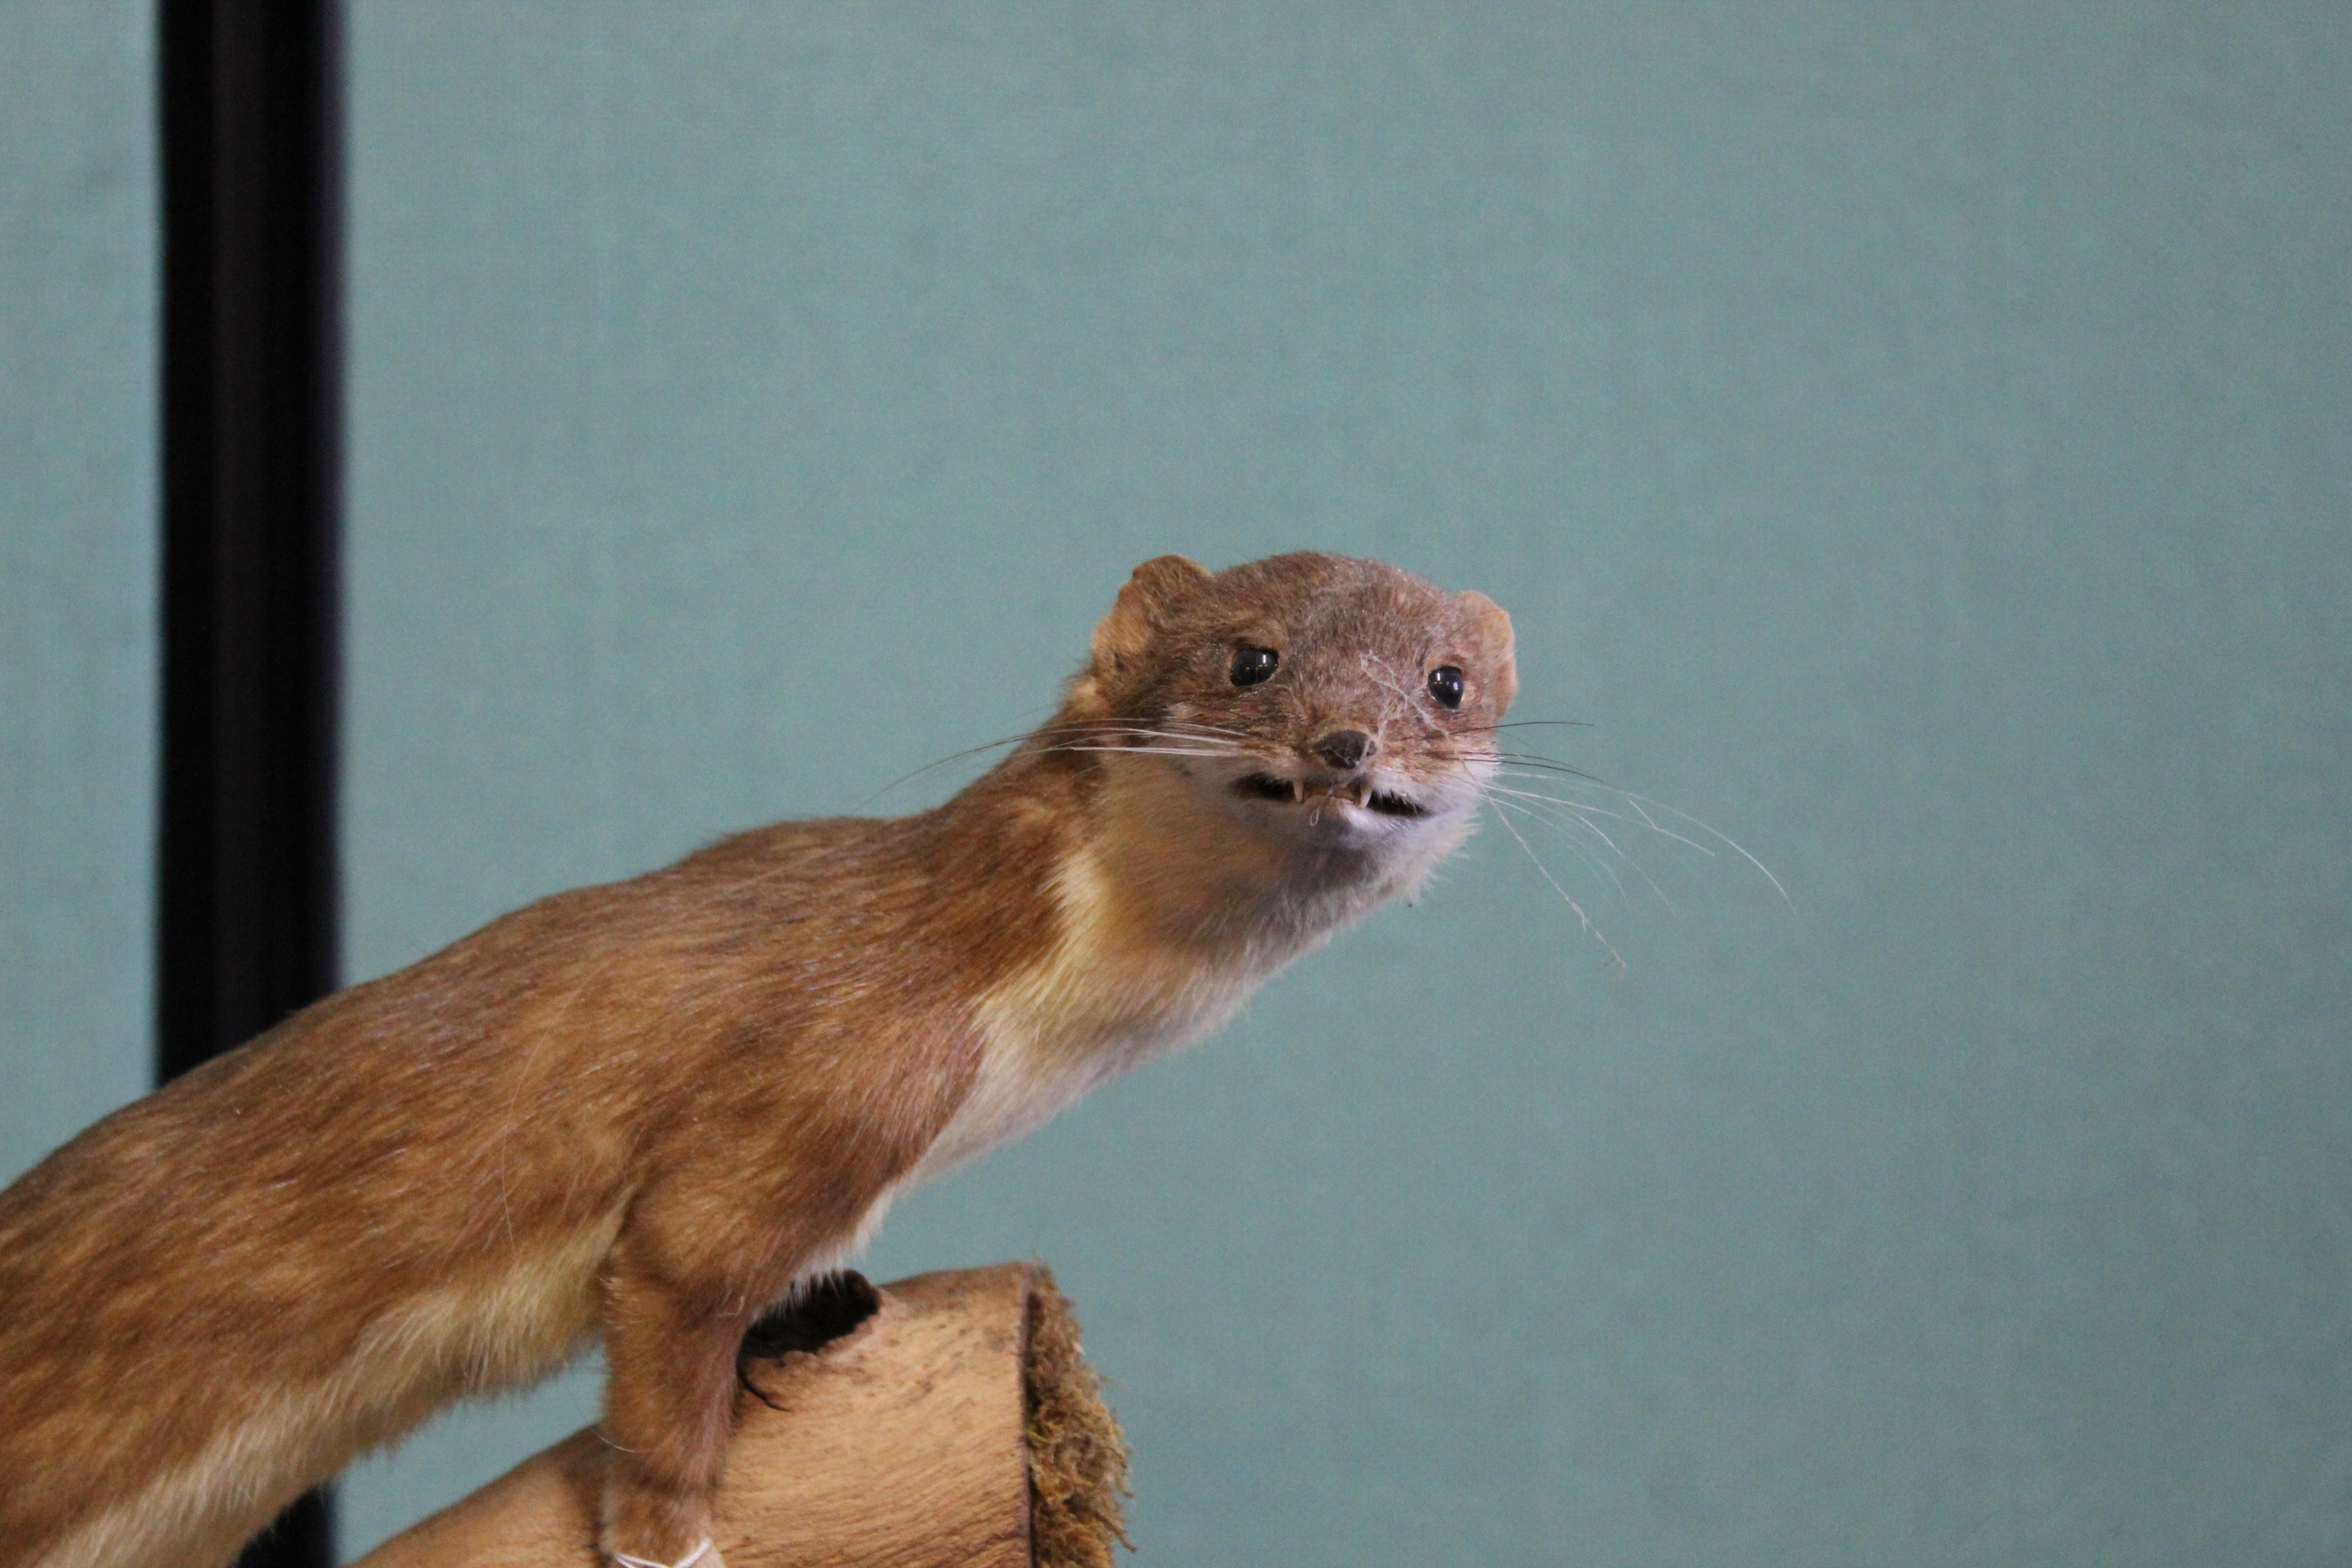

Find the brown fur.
xmin=0 ymin=553 xmax=1514 ymax=1568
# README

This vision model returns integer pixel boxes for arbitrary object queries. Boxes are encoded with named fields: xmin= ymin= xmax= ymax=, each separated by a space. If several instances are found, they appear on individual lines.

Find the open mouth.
xmin=1233 ymin=772 xmax=1298 ymax=804
xmin=1231 ymin=773 xmax=1431 ymax=819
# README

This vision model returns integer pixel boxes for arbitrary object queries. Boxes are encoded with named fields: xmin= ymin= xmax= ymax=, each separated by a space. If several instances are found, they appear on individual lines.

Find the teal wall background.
xmin=0 ymin=2 xmax=154 ymax=1189
xmin=4 ymin=4 xmax=2348 ymax=1565
xmin=337 ymin=5 xmax=2351 ymax=1561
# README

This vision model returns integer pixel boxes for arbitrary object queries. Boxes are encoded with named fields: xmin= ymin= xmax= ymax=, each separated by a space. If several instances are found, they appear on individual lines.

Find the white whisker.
xmin=1050 ymin=745 xmax=1250 ymax=758
xmin=1483 ymin=792 xmax=1635 ymax=905
xmin=1478 ymin=768 xmax=1790 ymax=915
xmin=1482 ymin=789 xmax=1678 ymax=910
xmin=1482 ymin=796 xmax=1626 ymax=976
xmin=1487 ymin=780 xmax=1718 ymax=859
xmin=862 ymin=717 xmax=1246 ymax=806
xmin=1611 ymin=790 xmax=1793 ymax=909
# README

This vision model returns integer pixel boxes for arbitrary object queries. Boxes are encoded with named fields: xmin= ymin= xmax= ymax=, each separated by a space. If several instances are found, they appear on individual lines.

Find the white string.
xmin=613 ymin=1539 xmax=713 ymax=1568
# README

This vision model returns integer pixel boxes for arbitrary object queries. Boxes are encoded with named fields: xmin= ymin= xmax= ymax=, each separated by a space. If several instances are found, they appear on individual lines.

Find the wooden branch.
xmin=352 ymin=1263 xmax=1128 ymax=1568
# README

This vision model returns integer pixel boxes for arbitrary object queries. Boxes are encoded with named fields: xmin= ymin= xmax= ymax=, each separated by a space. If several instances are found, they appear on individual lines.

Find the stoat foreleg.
xmin=595 ymin=1255 xmax=749 ymax=1567
xmin=591 ymin=1179 xmax=819 ymax=1568
xmin=591 ymin=1158 xmax=891 ymax=1568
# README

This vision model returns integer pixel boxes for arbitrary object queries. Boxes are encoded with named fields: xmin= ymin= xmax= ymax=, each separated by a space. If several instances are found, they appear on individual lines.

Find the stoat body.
xmin=0 ymin=553 xmax=1516 ymax=1568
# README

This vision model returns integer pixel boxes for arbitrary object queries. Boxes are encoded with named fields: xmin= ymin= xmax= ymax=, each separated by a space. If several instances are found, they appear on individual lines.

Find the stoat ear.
xmin=1456 ymin=590 xmax=1518 ymax=713
xmin=1090 ymin=555 xmax=1212 ymax=674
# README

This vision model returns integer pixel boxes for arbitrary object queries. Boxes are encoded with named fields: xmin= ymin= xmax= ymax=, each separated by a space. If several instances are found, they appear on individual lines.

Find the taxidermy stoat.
xmin=0 ymin=552 xmax=1515 ymax=1568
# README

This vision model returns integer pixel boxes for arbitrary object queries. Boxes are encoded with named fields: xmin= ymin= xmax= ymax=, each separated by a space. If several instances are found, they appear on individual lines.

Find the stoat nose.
xmin=1311 ymin=729 xmax=1376 ymax=770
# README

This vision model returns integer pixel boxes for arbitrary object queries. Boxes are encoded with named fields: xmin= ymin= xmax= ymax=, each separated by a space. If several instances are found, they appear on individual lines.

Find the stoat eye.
xmin=1230 ymin=645 xmax=1280 ymax=687
xmin=1427 ymin=665 xmax=1465 ymax=709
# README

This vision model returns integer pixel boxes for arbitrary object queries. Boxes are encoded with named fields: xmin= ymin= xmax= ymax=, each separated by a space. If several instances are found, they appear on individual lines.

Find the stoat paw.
xmin=599 ymin=1436 xmax=722 ymax=1568
xmin=610 ymin=1541 xmax=720 ymax=1568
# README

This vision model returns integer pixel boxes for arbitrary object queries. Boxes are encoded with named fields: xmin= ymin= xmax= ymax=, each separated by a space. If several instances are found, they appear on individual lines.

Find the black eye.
xmin=1230 ymin=645 xmax=1280 ymax=687
xmin=1427 ymin=665 xmax=1465 ymax=709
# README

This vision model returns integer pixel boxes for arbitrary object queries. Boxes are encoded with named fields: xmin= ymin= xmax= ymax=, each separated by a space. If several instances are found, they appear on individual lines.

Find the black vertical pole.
xmin=158 ymin=3 xmax=343 ymax=1565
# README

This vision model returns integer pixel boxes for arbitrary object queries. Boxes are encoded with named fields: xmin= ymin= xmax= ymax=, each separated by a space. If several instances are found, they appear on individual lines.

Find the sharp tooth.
xmin=1289 ymin=778 xmax=1304 ymax=804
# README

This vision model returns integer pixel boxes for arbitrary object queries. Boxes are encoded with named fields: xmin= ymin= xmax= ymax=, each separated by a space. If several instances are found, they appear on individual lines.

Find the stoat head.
xmin=1063 ymin=552 xmax=1516 ymax=857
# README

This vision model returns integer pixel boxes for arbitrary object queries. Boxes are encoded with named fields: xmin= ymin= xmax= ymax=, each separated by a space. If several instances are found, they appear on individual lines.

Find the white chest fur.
xmin=902 ymin=754 xmax=1465 ymax=1191
xmin=904 ymin=837 xmax=1270 ymax=1187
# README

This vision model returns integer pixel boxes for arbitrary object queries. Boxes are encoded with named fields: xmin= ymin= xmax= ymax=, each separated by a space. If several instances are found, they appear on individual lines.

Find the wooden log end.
xmin=1022 ymin=1268 xmax=1130 ymax=1568
xmin=353 ymin=1262 xmax=1131 ymax=1568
